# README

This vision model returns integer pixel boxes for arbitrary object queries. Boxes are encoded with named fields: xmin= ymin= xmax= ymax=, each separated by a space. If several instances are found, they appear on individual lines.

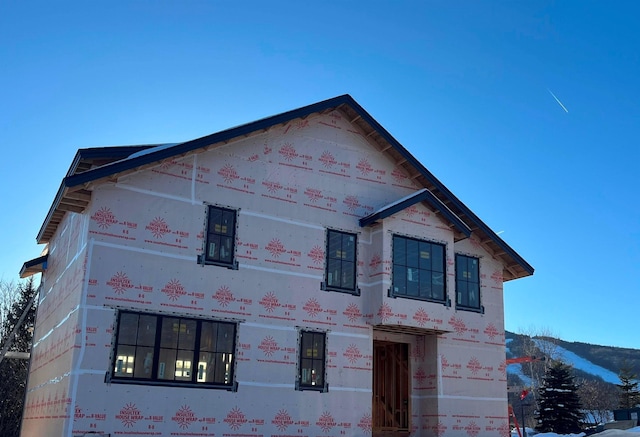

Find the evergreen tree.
xmin=617 ymin=362 xmax=640 ymax=409
xmin=536 ymin=360 xmax=583 ymax=434
xmin=0 ymin=278 xmax=37 ymax=437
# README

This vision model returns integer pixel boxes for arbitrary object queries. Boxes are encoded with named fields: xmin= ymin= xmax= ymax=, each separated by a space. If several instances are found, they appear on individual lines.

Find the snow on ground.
xmin=510 ymin=426 xmax=640 ymax=437
xmin=532 ymin=339 xmax=621 ymax=384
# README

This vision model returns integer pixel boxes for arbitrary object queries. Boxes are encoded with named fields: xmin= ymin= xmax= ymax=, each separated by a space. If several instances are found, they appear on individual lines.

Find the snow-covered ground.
xmin=510 ymin=426 xmax=640 ymax=437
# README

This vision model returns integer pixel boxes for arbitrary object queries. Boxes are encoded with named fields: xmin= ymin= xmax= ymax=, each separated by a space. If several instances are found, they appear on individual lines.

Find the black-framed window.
xmin=455 ymin=254 xmax=481 ymax=310
xmin=202 ymin=205 xmax=237 ymax=268
xmin=297 ymin=330 xmax=327 ymax=392
xmin=391 ymin=235 xmax=446 ymax=302
xmin=111 ymin=310 xmax=236 ymax=389
xmin=324 ymin=229 xmax=357 ymax=293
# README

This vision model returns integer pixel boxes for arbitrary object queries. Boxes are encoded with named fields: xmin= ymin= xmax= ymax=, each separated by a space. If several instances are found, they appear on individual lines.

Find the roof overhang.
xmin=20 ymin=255 xmax=48 ymax=278
xmin=359 ymin=188 xmax=472 ymax=241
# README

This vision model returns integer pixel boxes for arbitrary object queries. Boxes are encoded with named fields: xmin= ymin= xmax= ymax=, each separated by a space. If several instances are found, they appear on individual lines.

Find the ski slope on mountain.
xmin=532 ymin=339 xmax=621 ymax=384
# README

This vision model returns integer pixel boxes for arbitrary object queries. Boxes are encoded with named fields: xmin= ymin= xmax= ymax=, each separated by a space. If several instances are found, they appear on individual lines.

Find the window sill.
xmin=197 ymin=255 xmax=238 ymax=270
xmin=107 ymin=376 xmax=238 ymax=391
xmin=295 ymin=381 xmax=328 ymax=393
xmin=455 ymin=305 xmax=484 ymax=314
xmin=321 ymin=282 xmax=360 ymax=296
xmin=388 ymin=290 xmax=450 ymax=306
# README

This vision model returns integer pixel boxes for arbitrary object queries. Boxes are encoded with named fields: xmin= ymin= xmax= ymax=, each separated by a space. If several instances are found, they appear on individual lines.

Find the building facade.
xmin=20 ymin=95 xmax=533 ymax=437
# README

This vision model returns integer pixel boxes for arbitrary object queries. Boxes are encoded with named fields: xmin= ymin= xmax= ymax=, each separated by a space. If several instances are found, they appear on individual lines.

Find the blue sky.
xmin=2 ymin=1 xmax=639 ymax=348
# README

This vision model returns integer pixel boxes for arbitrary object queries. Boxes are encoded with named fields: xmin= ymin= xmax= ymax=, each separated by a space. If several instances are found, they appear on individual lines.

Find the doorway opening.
xmin=372 ymin=341 xmax=409 ymax=436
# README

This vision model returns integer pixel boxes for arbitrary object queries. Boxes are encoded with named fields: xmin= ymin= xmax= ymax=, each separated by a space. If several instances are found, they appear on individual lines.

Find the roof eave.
xmin=20 ymin=255 xmax=48 ymax=278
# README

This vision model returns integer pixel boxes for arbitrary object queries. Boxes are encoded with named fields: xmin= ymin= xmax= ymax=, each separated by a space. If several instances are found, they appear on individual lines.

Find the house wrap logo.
xmin=172 ymin=405 xmax=198 ymax=429
xmin=414 ymin=367 xmax=427 ymax=385
xmin=344 ymin=302 xmax=361 ymax=322
xmin=116 ymin=403 xmax=143 ymax=428
xmin=448 ymin=315 xmax=467 ymax=336
xmin=343 ymin=195 xmax=360 ymax=212
xmin=107 ymin=271 xmax=133 ymax=295
xmin=259 ymin=291 xmax=279 ymax=312
xmin=377 ymin=303 xmax=393 ymax=322
xmin=413 ymin=308 xmax=430 ymax=326
xmin=316 ymin=412 xmax=336 ymax=433
xmin=272 ymin=409 xmax=293 ymax=432
xmin=224 ymin=406 xmax=247 ymax=430
xmin=258 ymin=336 xmax=278 ymax=357
xmin=392 ymin=167 xmax=408 ymax=183
xmin=162 ymin=279 xmax=186 ymax=301
xmin=91 ymin=206 xmax=118 ymax=229
xmin=262 ymin=180 xmax=282 ymax=194
xmin=484 ymin=323 xmax=499 ymax=340
xmin=218 ymin=164 xmax=239 ymax=184
xmin=356 ymin=158 xmax=373 ymax=176
xmin=266 ymin=238 xmax=286 ymax=258
xmin=467 ymin=357 xmax=482 ymax=375
xmin=278 ymin=143 xmax=298 ymax=161
xmin=303 ymin=298 xmax=322 ymax=317
xmin=319 ymin=150 xmax=337 ymax=168
xmin=432 ymin=421 xmax=447 ymax=437
xmin=357 ymin=414 xmax=372 ymax=433
xmin=146 ymin=217 xmax=170 ymax=238
xmin=304 ymin=187 xmax=323 ymax=202
xmin=308 ymin=245 xmax=324 ymax=264
xmin=465 ymin=421 xmax=481 ymax=437
xmin=213 ymin=285 xmax=234 ymax=307
xmin=344 ymin=344 xmax=362 ymax=364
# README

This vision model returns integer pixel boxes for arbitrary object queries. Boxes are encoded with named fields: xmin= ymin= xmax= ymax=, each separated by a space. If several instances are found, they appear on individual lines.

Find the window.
xmin=391 ymin=235 xmax=446 ymax=302
xmin=111 ymin=311 xmax=236 ymax=389
xmin=455 ymin=254 xmax=481 ymax=311
xmin=324 ymin=229 xmax=358 ymax=293
xmin=202 ymin=205 xmax=237 ymax=268
xmin=297 ymin=330 xmax=327 ymax=392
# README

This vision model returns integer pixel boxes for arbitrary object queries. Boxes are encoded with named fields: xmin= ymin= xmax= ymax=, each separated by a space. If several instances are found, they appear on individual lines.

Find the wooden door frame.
xmin=372 ymin=340 xmax=410 ymax=436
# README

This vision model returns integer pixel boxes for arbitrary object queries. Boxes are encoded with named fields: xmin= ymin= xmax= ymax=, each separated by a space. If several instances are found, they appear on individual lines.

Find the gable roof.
xmin=359 ymin=188 xmax=472 ymax=239
xmin=36 ymin=94 xmax=533 ymax=281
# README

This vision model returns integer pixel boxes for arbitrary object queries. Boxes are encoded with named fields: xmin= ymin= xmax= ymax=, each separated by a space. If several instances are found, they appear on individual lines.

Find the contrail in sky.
xmin=547 ymin=89 xmax=569 ymax=113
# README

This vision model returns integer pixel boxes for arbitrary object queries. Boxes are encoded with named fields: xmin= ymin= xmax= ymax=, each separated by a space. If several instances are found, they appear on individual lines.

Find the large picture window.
xmin=203 ymin=205 xmax=237 ymax=268
xmin=455 ymin=254 xmax=481 ymax=311
xmin=324 ymin=229 xmax=357 ymax=293
xmin=111 ymin=311 xmax=236 ymax=389
xmin=391 ymin=235 xmax=446 ymax=302
xmin=297 ymin=330 xmax=327 ymax=392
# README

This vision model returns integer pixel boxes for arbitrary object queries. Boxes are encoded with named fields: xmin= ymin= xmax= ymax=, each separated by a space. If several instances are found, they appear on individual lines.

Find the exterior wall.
xmin=22 ymin=110 xmax=510 ymax=437
xmin=22 ymin=211 xmax=89 ymax=437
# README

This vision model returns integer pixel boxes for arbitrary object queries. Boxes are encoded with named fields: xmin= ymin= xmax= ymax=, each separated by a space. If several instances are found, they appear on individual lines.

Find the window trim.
xmin=389 ymin=234 xmax=449 ymax=305
xmin=107 ymin=309 xmax=238 ymax=390
xmin=296 ymin=329 xmax=328 ymax=393
xmin=198 ymin=204 xmax=239 ymax=270
xmin=321 ymin=229 xmax=359 ymax=295
xmin=455 ymin=253 xmax=483 ymax=313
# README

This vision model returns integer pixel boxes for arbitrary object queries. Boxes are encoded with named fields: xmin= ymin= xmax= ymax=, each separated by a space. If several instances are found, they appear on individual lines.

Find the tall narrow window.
xmin=391 ymin=235 xmax=446 ymax=302
xmin=298 ymin=330 xmax=327 ymax=392
xmin=324 ymin=229 xmax=357 ymax=293
xmin=456 ymin=254 xmax=482 ymax=310
xmin=111 ymin=310 xmax=237 ymax=389
xmin=203 ymin=205 xmax=237 ymax=268
xmin=455 ymin=254 xmax=481 ymax=310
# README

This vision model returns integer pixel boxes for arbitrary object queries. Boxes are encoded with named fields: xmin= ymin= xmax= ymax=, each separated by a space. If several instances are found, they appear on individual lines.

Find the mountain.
xmin=505 ymin=330 xmax=640 ymax=387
